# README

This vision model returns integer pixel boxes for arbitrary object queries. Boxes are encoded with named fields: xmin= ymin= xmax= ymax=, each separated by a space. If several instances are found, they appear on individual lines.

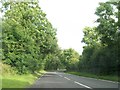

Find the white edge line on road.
xmin=68 ymin=73 xmax=119 ymax=84
xmin=39 ymin=72 xmax=47 ymax=79
xmin=97 ymin=79 xmax=119 ymax=83
xmin=81 ymin=76 xmax=119 ymax=83
xmin=39 ymin=74 xmax=44 ymax=79
xmin=64 ymin=77 xmax=70 ymax=80
xmin=74 ymin=81 xmax=92 ymax=89
xmin=59 ymin=75 xmax=63 ymax=77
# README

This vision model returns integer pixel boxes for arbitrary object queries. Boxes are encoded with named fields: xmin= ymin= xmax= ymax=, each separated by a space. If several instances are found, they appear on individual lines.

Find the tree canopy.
xmin=79 ymin=1 xmax=119 ymax=75
xmin=1 ymin=1 xmax=119 ymax=76
xmin=2 ymin=1 xmax=59 ymax=73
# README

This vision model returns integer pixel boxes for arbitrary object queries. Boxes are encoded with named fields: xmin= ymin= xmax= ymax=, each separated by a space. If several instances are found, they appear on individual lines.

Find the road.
xmin=30 ymin=72 xmax=119 ymax=89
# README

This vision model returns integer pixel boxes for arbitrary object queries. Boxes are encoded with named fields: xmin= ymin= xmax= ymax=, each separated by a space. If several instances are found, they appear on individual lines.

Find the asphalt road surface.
xmin=30 ymin=72 xmax=119 ymax=89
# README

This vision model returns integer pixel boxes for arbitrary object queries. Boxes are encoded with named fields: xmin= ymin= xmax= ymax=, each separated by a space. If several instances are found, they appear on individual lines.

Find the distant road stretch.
xmin=31 ymin=72 xmax=119 ymax=89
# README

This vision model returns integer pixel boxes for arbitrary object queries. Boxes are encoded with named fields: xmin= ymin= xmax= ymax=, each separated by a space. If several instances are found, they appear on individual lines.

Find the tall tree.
xmin=2 ymin=1 xmax=58 ymax=73
xmin=95 ymin=2 xmax=118 ymax=46
xmin=79 ymin=1 xmax=119 ymax=75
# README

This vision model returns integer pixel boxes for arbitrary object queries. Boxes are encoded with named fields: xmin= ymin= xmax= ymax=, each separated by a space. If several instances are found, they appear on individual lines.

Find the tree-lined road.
xmin=31 ymin=72 xmax=119 ymax=89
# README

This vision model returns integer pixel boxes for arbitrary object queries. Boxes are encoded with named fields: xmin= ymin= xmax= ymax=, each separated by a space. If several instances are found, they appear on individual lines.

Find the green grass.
xmin=67 ymin=72 xmax=119 ymax=82
xmin=1 ymin=62 xmax=46 ymax=88
xmin=2 ymin=70 xmax=46 ymax=88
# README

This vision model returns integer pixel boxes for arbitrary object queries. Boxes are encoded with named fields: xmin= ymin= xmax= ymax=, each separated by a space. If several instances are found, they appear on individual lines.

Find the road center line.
xmin=74 ymin=81 xmax=92 ymax=89
xmin=64 ymin=77 xmax=70 ymax=80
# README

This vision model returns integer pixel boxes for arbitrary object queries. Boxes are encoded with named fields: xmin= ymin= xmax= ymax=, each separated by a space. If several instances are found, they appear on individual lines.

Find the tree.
xmin=60 ymin=48 xmax=80 ymax=71
xmin=79 ymin=1 xmax=119 ymax=75
xmin=82 ymin=27 xmax=100 ymax=46
xmin=95 ymin=2 xmax=118 ymax=46
xmin=2 ymin=1 xmax=58 ymax=73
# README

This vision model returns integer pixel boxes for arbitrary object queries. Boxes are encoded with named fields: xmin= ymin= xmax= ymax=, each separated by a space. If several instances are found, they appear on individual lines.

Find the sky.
xmin=1 ymin=0 xmax=108 ymax=54
xmin=39 ymin=0 xmax=108 ymax=54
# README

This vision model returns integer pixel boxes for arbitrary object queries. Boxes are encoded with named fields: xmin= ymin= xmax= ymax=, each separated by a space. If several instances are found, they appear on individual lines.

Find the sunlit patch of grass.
xmin=1 ymin=62 xmax=46 ymax=88
xmin=2 ymin=74 xmax=37 ymax=88
xmin=2 ymin=70 xmax=46 ymax=88
xmin=2 ymin=78 xmax=29 ymax=88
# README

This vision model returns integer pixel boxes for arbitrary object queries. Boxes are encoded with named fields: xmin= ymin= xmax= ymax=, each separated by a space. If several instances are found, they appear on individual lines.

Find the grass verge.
xmin=67 ymin=72 xmax=119 ymax=82
xmin=2 ymin=70 xmax=46 ymax=88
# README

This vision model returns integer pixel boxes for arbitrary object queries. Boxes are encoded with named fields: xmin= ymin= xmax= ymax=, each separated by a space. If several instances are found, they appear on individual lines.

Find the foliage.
xmin=60 ymin=48 xmax=80 ymax=71
xmin=79 ymin=1 xmax=119 ymax=75
xmin=44 ymin=54 xmax=61 ymax=70
xmin=95 ymin=2 xmax=118 ymax=46
xmin=2 ymin=1 xmax=58 ymax=74
xmin=1 ymin=0 xmax=119 ymax=78
xmin=2 ymin=63 xmax=46 ymax=88
xmin=82 ymin=27 xmax=100 ymax=46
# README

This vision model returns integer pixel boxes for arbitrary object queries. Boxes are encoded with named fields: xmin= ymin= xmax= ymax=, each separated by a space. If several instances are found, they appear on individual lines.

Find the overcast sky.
xmin=39 ymin=0 xmax=108 ymax=54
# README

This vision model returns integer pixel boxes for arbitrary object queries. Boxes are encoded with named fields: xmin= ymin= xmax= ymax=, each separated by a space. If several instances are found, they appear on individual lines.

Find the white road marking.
xmin=79 ymin=76 xmax=119 ymax=84
xmin=64 ymin=77 xmax=70 ymax=80
xmin=74 ymin=81 xmax=92 ymax=89
xmin=97 ymin=79 xmax=119 ymax=83
xmin=59 ymin=75 xmax=63 ymax=77
xmin=67 ymin=73 xmax=118 ymax=84
xmin=39 ymin=74 xmax=45 ymax=79
xmin=54 ymin=72 xmax=57 ymax=74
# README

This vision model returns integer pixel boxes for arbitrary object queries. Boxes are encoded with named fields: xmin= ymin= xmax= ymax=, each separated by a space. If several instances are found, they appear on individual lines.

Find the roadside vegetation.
xmin=1 ymin=0 xmax=119 ymax=88
xmin=67 ymin=72 xmax=118 ymax=82
xmin=1 ymin=63 xmax=46 ymax=88
xmin=62 ymin=1 xmax=119 ymax=82
xmin=2 ymin=74 xmax=36 ymax=88
xmin=76 ymin=1 xmax=119 ymax=82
